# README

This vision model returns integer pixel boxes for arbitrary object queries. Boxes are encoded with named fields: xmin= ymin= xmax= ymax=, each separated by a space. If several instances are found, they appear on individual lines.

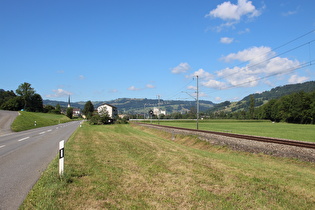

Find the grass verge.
xmin=11 ymin=111 xmax=73 ymax=132
xmin=146 ymin=119 xmax=315 ymax=142
xmin=20 ymin=123 xmax=315 ymax=209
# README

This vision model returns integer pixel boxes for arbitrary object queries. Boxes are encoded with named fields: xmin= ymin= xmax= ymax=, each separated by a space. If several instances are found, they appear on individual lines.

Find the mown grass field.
xmin=21 ymin=123 xmax=315 ymax=209
xmin=145 ymin=119 xmax=315 ymax=142
xmin=11 ymin=111 xmax=73 ymax=132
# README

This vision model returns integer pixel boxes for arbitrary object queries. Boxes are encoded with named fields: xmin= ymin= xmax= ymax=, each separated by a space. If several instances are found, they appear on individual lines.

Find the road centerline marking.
xmin=39 ymin=131 xmax=46 ymax=134
xmin=18 ymin=137 xmax=30 ymax=142
xmin=0 ymin=145 xmax=5 ymax=149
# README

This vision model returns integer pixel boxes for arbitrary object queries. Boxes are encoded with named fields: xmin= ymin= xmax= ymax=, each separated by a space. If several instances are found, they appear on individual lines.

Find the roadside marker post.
xmin=59 ymin=140 xmax=65 ymax=176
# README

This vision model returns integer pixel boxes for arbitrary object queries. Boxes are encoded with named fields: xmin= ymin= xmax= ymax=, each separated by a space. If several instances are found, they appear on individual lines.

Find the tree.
xmin=82 ymin=101 xmax=94 ymax=119
xmin=16 ymin=82 xmax=35 ymax=111
xmin=28 ymin=94 xmax=43 ymax=112
xmin=66 ymin=107 xmax=73 ymax=119
xmin=55 ymin=103 xmax=61 ymax=114
xmin=0 ymin=96 xmax=23 ymax=111
xmin=98 ymin=106 xmax=111 ymax=124
xmin=0 ymin=90 xmax=16 ymax=108
xmin=249 ymin=95 xmax=255 ymax=119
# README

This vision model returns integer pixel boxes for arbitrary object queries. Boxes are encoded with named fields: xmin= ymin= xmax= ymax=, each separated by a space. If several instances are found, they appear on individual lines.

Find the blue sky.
xmin=1 ymin=0 xmax=315 ymax=103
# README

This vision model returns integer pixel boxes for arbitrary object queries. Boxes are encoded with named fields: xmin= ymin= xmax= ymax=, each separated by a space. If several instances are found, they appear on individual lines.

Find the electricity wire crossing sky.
xmin=1 ymin=0 xmax=315 ymax=103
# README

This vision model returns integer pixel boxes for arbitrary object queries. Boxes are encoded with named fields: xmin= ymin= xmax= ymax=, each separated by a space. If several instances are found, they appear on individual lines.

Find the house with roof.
xmin=97 ymin=103 xmax=118 ymax=119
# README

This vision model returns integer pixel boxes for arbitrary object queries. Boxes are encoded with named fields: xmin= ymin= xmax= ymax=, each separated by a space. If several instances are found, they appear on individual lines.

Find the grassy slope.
xmin=21 ymin=123 xmax=315 ymax=209
xmin=11 ymin=111 xmax=72 ymax=132
xmin=152 ymin=120 xmax=315 ymax=142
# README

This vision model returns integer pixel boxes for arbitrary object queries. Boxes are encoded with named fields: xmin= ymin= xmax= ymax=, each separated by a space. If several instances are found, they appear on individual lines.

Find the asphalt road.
xmin=0 ymin=110 xmax=19 ymax=136
xmin=0 ymin=119 xmax=81 ymax=210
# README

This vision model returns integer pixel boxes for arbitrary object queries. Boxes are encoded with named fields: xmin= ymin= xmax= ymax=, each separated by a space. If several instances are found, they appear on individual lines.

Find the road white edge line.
xmin=0 ymin=145 xmax=5 ymax=148
xmin=18 ymin=137 xmax=30 ymax=142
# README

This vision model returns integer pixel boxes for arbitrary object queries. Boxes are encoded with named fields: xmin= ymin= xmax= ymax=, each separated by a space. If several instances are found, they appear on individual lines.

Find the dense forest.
xmin=256 ymin=91 xmax=315 ymax=124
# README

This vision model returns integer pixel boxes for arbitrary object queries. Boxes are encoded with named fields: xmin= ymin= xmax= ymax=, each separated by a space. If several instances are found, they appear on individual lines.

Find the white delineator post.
xmin=59 ymin=140 xmax=65 ymax=176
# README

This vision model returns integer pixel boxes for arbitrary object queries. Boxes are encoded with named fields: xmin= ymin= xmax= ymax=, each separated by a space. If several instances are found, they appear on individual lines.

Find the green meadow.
xmin=11 ymin=111 xmax=72 ymax=132
xmin=147 ymin=120 xmax=315 ymax=142
xmin=21 ymin=123 xmax=315 ymax=209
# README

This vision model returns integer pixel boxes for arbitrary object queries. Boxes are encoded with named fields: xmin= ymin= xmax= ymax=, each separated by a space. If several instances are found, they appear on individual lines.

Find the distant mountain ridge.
xmin=43 ymin=98 xmax=214 ymax=115
xmin=211 ymin=81 xmax=315 ymax=113
xmin=43 ymin=81 xmax=315 ymax=114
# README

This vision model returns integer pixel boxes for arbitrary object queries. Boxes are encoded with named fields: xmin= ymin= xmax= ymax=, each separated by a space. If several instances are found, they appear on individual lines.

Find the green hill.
xmin=210 ymin=81 xmax=315 ymax=113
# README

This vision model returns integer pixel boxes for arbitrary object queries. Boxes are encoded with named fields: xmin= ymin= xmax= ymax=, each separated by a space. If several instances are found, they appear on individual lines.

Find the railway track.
xmin=136 ymin=123 xmax=315 ymax=150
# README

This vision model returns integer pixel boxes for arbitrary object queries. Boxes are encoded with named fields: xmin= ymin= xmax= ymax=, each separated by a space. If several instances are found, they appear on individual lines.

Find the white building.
xmin=153 ymin=107 xmax=166 ymax=116
xmin=97 ymin=103 xmax=118 ymax=119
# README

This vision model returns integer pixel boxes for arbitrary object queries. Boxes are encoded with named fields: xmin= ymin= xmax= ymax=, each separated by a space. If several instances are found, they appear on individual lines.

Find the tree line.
xmin=206 ymin=91 xmax=315 ymax=124
xmin=0 ymin=82 xmax=44 ymax=112
xmin=256 ymin=91 xmax=315 ymax=124
xmin=0 ymin=82 xmax=74 ymax=118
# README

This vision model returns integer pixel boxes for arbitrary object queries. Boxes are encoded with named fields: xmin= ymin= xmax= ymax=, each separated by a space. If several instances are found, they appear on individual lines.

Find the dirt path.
xmin=0 ymin=110 xmax=19 ymax=136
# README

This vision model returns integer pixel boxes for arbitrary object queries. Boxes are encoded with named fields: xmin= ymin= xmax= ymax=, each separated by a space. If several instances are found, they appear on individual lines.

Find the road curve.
xmin=0 ymin=110 xmax=19 ymax=136
xmin=0 ymin=121 xmax=81 ymax=210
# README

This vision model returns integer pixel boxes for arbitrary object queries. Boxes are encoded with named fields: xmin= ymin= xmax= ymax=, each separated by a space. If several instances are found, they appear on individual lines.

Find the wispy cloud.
xmin=288 ymin=75 xmax=309 ymax=84
xmin=128 ymin=84 xmax=155 ymax=91
xmin=109 ymin=89 xmax=119 ymax=93
xmin=220 ymin=37 xmax=234 ymax=44
xmin=46 ymin=89 xmax=72 ymax=98
xmin=57 ymin=70 xmax=64 ymax=74
xmin=78 ymin=75 xmax=85 ymax=80
xmin=171 ymin=62 xmax=191 ymax=74
xmin=128 ymin=86 xmax=140 ymax=91
xmin=146 ymin=84 xmax=155 ymax=89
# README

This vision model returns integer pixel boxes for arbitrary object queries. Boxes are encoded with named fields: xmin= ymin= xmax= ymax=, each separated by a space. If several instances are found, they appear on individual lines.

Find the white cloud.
xmin=214 ymin=97 xmax=222 ymax=102
xmin=187 ymin=85 xmax=197 ymax=90
xmin=222 ymin=46 xmax=273 ymax=64
xmin=238 ymin=28 xmax=250 ymax=34
xmin=146 ymin=84 xmax=155 ymax=89
xmin=194 ymin=46 xmax=301 ymax=90
xmin=46 ymin=89 xmax=72 ymax=98
xmin=109 ymin=89 xmax=118 ymax=93
xmin=288 ymin=75 xmax=309 ymax=84
xmin=282 ymin=10 xmax=298 ymax=16
xmin=128 ymin=84 xmax=155 ymax=91
xmin=188 ymin=69 xmax=214 ymax=80
xmin=171 ymin=62 xmax=191 ymax=74
xmin=79 ymin=75 xmax=85 ymax=80
xmin=265 ymin=57 xmax=300 ymax=75
xmin=220 ymin=37 xmax=234 ymax=44
xmin=202 ymin=79 xmax=227 ymax=89
xmin=206 ymin=0 xmax=260 ymax=20
xmin=205 ymin=0 xmax=261 ymax=30
xmin=128 ymin=86 xmax=140 ymax=91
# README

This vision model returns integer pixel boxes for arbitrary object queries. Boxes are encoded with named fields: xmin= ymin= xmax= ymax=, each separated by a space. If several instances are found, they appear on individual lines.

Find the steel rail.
xmin=136 ymin=123 xmax=315 ymax=150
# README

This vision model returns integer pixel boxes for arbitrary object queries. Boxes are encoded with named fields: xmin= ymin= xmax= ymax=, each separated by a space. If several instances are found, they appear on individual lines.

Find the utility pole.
xmin=196 ymin=75 xmax=199 ymax=130
xmin=157 ymin=95 xmax=160 ymax=124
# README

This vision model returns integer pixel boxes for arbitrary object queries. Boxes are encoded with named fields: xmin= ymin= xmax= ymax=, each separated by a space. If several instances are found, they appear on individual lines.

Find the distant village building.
xmin=67 ymin=95 xmax=71 ymax=108
xmin=66 ymin=95 xmax=81 ymax=117
xmin=97 ymin=103 xmax=118 ymax=119
xmin=72 ymin=108 xmax=81 ymax=117
xmin=153 ymin=107 xmax=166 ymax=116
